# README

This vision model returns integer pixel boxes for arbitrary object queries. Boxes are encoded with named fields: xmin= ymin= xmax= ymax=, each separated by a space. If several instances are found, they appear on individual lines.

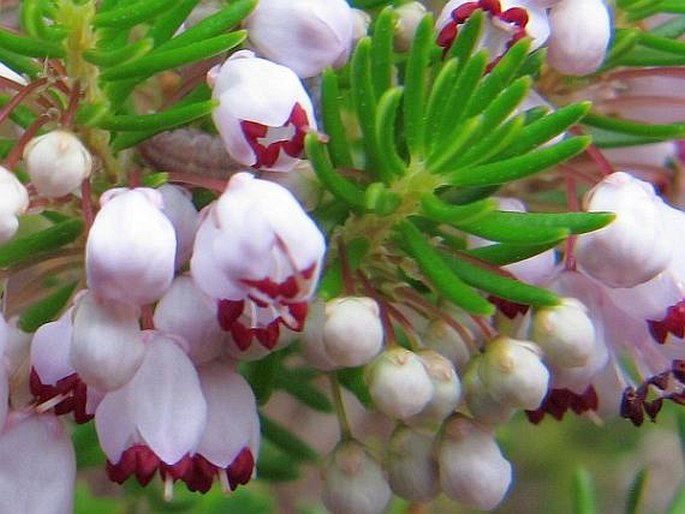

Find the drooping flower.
xmin=547 ymin=0 xmax=611 ymax=76
xmin=157 ymin=184 xmax=199 ymax=268
xmin=244 ymin=0 xmax=353 ymax=79
xmin=436 ymin=0 xmax=552 ymax=67
xmin=191 ymin=172 xmax=325 ymax=354
xmin=0 ymin=412 xmax=76 ymax=514
xmin=86 ymin=187 xmax=176 ymax=306
xmin=96 ymin=333 xmax=207 ymax=490
xmin=209 ymin=51 xmax=317 ymax=172
xmin=0 ymin=165 xmax=29 ymax=243
xmin=23 ymin=130 xmax=92 ymax=198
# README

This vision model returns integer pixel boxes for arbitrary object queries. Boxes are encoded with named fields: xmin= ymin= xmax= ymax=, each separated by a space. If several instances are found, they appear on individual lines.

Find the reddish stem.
xmin=61 ymin=80 xmax=81 ymax=128
xmin=337 ymin=237 xmax=355 ymax=296
xmin=3 ymin=113 xmax=53 ymax=169
xmin=0 ymin=77 xmax=49 ymax=126
xmin=571 ymin=126 xmax=614 ymax=176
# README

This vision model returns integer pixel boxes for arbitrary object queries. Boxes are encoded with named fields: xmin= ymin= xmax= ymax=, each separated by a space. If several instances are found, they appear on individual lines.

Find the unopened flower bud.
xmin=366 ymin=348 xmax=434 ymax=419
xmin=547 ymin=0 xmax=611 ymax=76
xmin=23 ymin=130 xmax=92 ymax=198
xmin=323 ymin=296 xmax=384 ymax=368
xmin=0 ymin=166 xmax=29 ymax=243
xmin=438 ymin=415 xmax=512 ymax=511
xmin=421 ymin=318 xmax=472 ymax=374
xmin=322 ymin=440 xmax=391 ymax=514
xmin=575 ymin=172 xmax=671 ymax=288
xmin=463 ymin=356 xmax=516 ymax=425
xmin=407 ymin=350 xmax=461 ymax=430
xmin=86 ymin=187 xmax=176 ymax=306
xmin=386 ymin=426 xmax=439 ymax=502
xmin=394 ymin=2 xmax=427 ymax=51
xmin=480 ymin=336 xmax=550 ymax=410
xmin=531 ymin=298 xmax=596 ymax=368
xmin=351 ymin=8 xmax=371 ymax=44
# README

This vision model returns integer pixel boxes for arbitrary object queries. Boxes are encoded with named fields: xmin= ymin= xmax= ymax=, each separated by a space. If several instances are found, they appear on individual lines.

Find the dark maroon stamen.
xmin=488 ymin=295 xmax=529 ymax=319
xmin=647 ymin=299 xmax=685 ymax=344
xmin=525 ymin=386 xmax=598 ymax=424
xmin=30 ymin=367 xmax=93 ymax=424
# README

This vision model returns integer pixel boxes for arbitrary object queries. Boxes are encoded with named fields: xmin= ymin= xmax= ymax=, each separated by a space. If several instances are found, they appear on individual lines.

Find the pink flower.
xmin=86 ymin=187 xmax=176 ymax=306
xmin=436 ymin=0 xmax=552 ymax=67
xmin=245 ymin=0 xmax=353 ymax=78
xmin=0 ymin=413 xmax=76 ymax=514
xmin=96 ymin=333 xmax=207 ymax=490
xmin=0 ymin=165 xmax=29 ymax=243
xmin=191 ymin=172 xmax=325 ymax=354
xmin=208 ymin=51 xmax=317 ymax=171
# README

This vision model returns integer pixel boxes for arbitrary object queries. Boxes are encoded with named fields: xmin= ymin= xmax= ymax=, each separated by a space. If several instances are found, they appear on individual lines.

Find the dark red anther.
xmin=231 ymin=321 xmax=254 ymax=351
xmin=648 ymin=371 xmax=670 ymax=390
xmin=673 ymin=360 xmax=685 ymax=383
xmin=620 ymin=386 xmax=644 ymax=427
xmin=452 ymin=3 xmax=479 ymax=23
xmin=437 ymin=22 xmax=458 ymax=48
xmin=217 ymin=299 xmax=245 ymax=331
xmin=227 ymin=448 xmax=255 ymax=490
xmin=648 ymin=299 xmax=685 ymax=344
xmin=255 ymin=321 xmax=280 ymax=349
xmin=479 ymin=0 xmax=502 ymax=15
xmin=30 ymin=368 xmax=93 ymax=424
xmin=285 ymin=302 xmax=309 ymax=331
xmin=487 ymin=295 xmax=529 ymax=319
xmin=643 ymin=398 xmax=663 ymax=421
xmin=500 ymin=7 xmax=528 ymax=26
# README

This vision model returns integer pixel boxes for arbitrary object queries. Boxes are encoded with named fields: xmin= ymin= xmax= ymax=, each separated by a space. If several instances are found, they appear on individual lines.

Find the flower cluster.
xmin=0 ymin=0 xmax=684 ymax=513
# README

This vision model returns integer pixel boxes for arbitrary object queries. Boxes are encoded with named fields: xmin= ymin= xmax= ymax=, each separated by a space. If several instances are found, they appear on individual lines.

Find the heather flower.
xmin=209 ymin=51 xmax=317 ymax=171
xmin=0 ymin=165 xmax=29 ymax=243
xmin=191 ymin=172 xmax=325 ymax=354
xmin=0 ymin=413 xmax=76 ymax=514
xmin=244 ymin=0 xmax=353 ymax=79
xmin=386 ymin=425 xmax=439 ymax=502
xmin=86 ymin=187 xmax=176 ymax=306
xmin=23 ymin=130 xmax=92 ymax=198
xmin=158 ymin=184 xmax=199 ymax=268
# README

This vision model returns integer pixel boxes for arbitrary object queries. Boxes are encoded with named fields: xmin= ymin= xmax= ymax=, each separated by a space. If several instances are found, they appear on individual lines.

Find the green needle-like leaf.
xmin=305 ymin=133 xmax=366 ymax=209
xmin=100 ymin=32 xmax=245 ymax=80
xmin=260 ymin=415 xmax=318 ymax=462
xmin=625 ymin=468 xmax=649 ymax=514
xmin=425 ymin=58 xmax=459 ymax=140
xmin=465 ymin=241 xmax=559 ymax=266
xmin=321 ymin=69 xmax=354 ymax=168
xmin=351 ymin=37 xmax=382 ymax=175
xmin=445 ymin=9 xmax=484 ymax=64
xmin=445 ymin=254 xmax=560 ymax=307
xmin=0 ymin=29 xmax=64 ymax=58
xmin=146 ymin=0 xmax=199 ymax=46
xmin=0 ymin=219 xmax=84 ymax=268
xmin=100 ymin=99 xmax=217 ymax=132
xmin=662 ymin=0 xmax=685 ymax=11
xmin=583 ymin=112 xmax=685 ymax=138
xmin=448 ymin=116 xmax=524 ymax=169
xmin=445 ymin=136 xmax=590 ymax=186
xmin=20 ymin=0 xmax=67 ymax=42
xmin=651 ymin=15 xmax=685 ymax=38
xmin=397 ymin=221 xmax=494 ymax=315
xmin=638 ymin=31 xmax=685 ymax=55
xmin=0 ymin=50 xmax=41 ymax=78
xmin=93 ymin=0 xmax=176 ymax=28
xmin=83 ymin=37 xmax=154 ymax=67
xmin=375 ymin=87 xmax=407 ymax=176
xmin=370 ymin=7 xmax=395 ymax=99
xmin=403 ymin=15 xmax=434 ymax=158
xmin=19 ymin=281 xmax=78 ymax=333
xmin=572 ymin=468 xmax=598 ymax=514
xmin=421 ymin=195 xmax=496 ymax=224
xmin=155 ymin=0 xmax=256 ymax=52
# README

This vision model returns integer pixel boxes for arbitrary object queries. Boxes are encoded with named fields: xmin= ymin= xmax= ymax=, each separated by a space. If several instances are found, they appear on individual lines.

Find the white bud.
xmin=421 ymin=318 xmax=472 ymax=374
xmin=463 ymin=356 xmax=516 ymax=425
xmin=300 ymin=299 xmax=339 ymax=371
xmin=480 ymin=336 xmax=550 ymax=410
xmin=438 ymin=415 xmax=512 ymax=511
xmin=575 ymin=172 xmax=672 ymax=288
xmin=406 ymin=350 xmax=461 ymax=430
xmin=23 ymin=130 xmax=92 ymax=198
xmin=366 ymin=348 xmax=433 ymax=420
xmin=531 ymin=298 xmax=596 ymax=369
xmin=322 ymin=440 xmax=391 ymax=514
xmin=0 ymin=166 xmax=29 ymax=243
xmin=394 ymin=2 xmax=427 ymax=51
xmin=323 ymin=296 xmax=384 ymax=368
xmin=386 ymin=426 xmax=439 ymax=502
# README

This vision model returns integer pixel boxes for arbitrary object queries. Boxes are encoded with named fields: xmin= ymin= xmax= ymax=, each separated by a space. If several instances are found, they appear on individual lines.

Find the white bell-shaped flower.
xmin=86 ymin=187 xmax=176 ymax=306
xmin=547 ymin=0 xmax=611 ymax=75
xmin=23 ymin=130 xmax=92 ymax=198
xmin=96 ymin=333 xmax=207 ymax=487
xmin=479 ymin=336 xmax=550 ymax=410
xmin=463 ymin=356 xmax=517 ymax=425
xmin=158 ymin=184 xmax=199 ymax=268
xmin=70 ymin=292 xmax=145 ymax=392
xmin=436 ymin=0 xmax=552 ymax=65
xmin=365 ymin=347 xmax=434 ymax=420
xmin=0 ymin=413 xmax=76 ymax=514
xmin=322 ymin=440 xmax=391 ymax=514
xmin=191 ymin=172 xmax=325 ymax=352
xmin=244 ymin=0 xmax=353 ymax=79
xmin=438 ymin=415 xmax=512 ymax=511
xmin=0 ymin=165 xmax=29 ymax=243
xmin=209 ymin=51 xmax=317 ymax=171
xmin=575 ymin=172 xmax=672 ymax=288
xmin=386 ymin=425 xmax=439 ymax=502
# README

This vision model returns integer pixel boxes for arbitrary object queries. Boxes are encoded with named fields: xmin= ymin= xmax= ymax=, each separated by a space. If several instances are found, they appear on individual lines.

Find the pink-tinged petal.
xmin=70 ymin=293 xmax=145 ymax=391
xmin=153 ymin=276 xmax=226 ymax=365
xmin=245 ymin=0 xmax=353 ymax=78
xmin=86 ymin=188 xmax=176 ymax=306
xmin=158 ymin=185 xmax=199 ymax=268
xmin=0 ymin=413 xmax=76 ymax=514
xmin=94 ymin=388 xmax=139 ymax=463
xmin=130 ymin=334 xmax=206 ymax=464
xmin=195 ymin=361 xmax=260 ymax=468
xmin=30 ymin=309 xmax=73 ymax=386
